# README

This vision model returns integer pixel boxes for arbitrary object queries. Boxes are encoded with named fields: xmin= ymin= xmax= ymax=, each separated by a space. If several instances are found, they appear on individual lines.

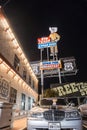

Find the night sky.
xmin=0 ymin=0 xmax=87 ymax=91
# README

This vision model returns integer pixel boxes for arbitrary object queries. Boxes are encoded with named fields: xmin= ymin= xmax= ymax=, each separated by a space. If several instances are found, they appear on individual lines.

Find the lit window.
xmin=9 ymin=87 xmax=17 ymax=104
xmin=28 ymin=97 xmax=31 ymax=110
xmin=21 ymin=93 xmax=26 ymax=110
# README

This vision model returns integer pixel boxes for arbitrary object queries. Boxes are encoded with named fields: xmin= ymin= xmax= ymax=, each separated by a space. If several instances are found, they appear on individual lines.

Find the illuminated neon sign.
xmin=37 ymin=37 xmax=50 ymax=44
xmin=37 ymin=37 xmax=57 ymax=49
xmin=40 ymin=60 xmax=62 ymax=70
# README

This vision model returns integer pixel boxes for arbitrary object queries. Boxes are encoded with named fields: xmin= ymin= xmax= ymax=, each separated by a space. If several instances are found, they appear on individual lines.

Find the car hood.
xmin=78 ymin=104 xmax=87 ymax=110
xmin=29 ymin=106 xmax=48 ymax=113
xmin=29 ymin=105 xmax=77 ymax=113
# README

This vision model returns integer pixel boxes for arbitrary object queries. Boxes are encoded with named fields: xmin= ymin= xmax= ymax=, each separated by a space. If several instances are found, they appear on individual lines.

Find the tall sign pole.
xmin=40 ymin=48 xmax=44 ymax=98
xmin=37 ymin=27 xmax=61 ymax=97
xmin=49 ymin=27 xmax=61 ymax=84
xmin=58 ymin=67 xmax=62 ymax=84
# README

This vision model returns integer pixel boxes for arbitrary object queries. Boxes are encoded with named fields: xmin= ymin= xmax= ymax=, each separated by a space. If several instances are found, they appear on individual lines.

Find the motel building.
xmin=0 ymin=6 xmax=38 ymax=129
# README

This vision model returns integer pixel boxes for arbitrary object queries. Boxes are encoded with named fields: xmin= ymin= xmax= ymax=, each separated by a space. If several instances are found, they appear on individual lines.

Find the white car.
xmin=27 ymin=98 xmax=82 ymax=130
xmin=78 ymin=97 xmax=87 ymax=117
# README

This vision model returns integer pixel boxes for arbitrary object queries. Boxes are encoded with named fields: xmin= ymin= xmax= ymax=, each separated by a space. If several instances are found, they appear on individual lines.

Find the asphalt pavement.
xmin=12 ymin=117 xmax=27 ymax=130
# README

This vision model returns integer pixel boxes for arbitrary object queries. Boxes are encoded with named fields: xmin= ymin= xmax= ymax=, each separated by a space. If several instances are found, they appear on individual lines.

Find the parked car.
xmin=78 ymin=97 xmax=87 ymax=117
xmin=27 ymin=98 xmax=82 ymax=130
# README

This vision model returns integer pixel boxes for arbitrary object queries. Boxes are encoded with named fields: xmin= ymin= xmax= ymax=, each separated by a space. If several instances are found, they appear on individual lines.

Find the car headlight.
xmin=29 ymin=112 xmax=43 ymax=119
xmin=65 ymin=111 xmax=81 ymax=119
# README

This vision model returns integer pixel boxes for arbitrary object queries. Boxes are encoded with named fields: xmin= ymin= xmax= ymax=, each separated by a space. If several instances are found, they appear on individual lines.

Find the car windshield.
xmin=40 ymin=98 xmax=66 ymax=106
xmin=83 ymin=97 xmax=87 ymax=104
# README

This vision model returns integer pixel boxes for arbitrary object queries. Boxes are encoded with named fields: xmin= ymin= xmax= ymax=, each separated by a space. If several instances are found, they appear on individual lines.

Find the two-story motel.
xmin=0 ymin=6 xmax=38 ymax=121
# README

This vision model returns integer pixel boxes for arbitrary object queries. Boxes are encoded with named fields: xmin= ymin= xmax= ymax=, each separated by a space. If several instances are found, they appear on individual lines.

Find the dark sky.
xmin=1 ymin=0 xmax=87 ymax=90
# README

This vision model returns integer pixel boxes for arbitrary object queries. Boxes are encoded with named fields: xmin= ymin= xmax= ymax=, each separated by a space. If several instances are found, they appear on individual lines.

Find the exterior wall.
xmin=0 ymin=7 xmax=38 ymax=120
